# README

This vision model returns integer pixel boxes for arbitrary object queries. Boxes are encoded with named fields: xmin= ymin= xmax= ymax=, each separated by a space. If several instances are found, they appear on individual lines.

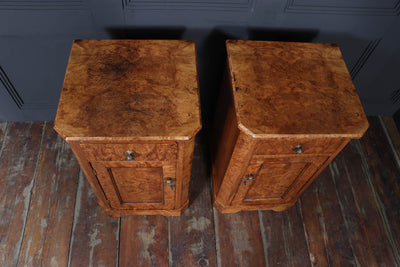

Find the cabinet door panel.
xmin=110 ymin=167 xmax=163 ymax=204
xmin=92 ymin=161 xmax=175 ymax=210
xmin=246 ymin=162 xmax=310 ymax=199
xmin=232 ymin=155 xmax=327 ymax=205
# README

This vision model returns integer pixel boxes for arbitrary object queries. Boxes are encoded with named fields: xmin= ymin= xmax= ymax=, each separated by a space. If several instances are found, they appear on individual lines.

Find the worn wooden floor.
xmin=1 ymin=116 xmax=400 ymax=267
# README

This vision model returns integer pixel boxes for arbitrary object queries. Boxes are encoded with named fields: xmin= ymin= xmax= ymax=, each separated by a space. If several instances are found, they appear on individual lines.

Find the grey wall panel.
xmin=0 ymin=0 xmax=95 ymax=36
xmin=285 ymin=0 xmax=400 ymax=15
xmin=122 ymin=0 xmax=257 ymax=26
xmin=0 ymin=38 xmax=72 ymax=121
xmin=353 ymin=17 xmax=400 ymax=115
xmin=0 ymin=0 xmax=399 ymax=120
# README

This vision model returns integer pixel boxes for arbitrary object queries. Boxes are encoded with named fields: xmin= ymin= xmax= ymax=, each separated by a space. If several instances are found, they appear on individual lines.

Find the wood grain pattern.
xmin=54 ymin=39 xmax=201 ymax=141
xmin=260 ymin=205 xmax=311 ymax=266
xmin=213 ymin=130 xmax=256 ymax=208
xmin=215 ymin=211 xmax=265 ymax=266
xmin=111 ymin=167 xmax=163 ymax=203
xmin=210 ymin=69 xmax=240 ymax=199
xmin=0 ymin=122 xmax=44 ymax=266
xmin=81 ymin=142 xmax=177 ymax=162
xmin=68 ymin=141 xmax=111 ymax=211
xmin=92 ymin=161 xmax=175 ymax=210
xmin=300 ymin=167 xmax=355 ymax=266
xmin=55 ymin=40 xmax=201 ymax=217
xmin=212 ymin=40 xmax=368 ymax=213
xmin=254 ymin=138 xmax=344 ymax=155
xmin=231 ymin=155 xmax=327 ymax=205
xmin=176 ymin=137 xmax=196 ymax=209
xmin=0 ymin=122 xmax=6 ymax=146
xmin=68 ymin=172 xmax=119 ymax=267
xmin=359 ymin=117 xmax=400 ymax=264
xmin=381 ymin=116 xmax=400 ymax=158
xmin=18 ymin=122 xmax=80 ymax=267
xmin=92 ymin=161 xmax=176 ymax=210
xmin=226 ymin=40 xmax=369 ymax=138
xmin=169 ymin=136 xmax=217 ymax=266
xmin=120 ymin=215 xmax=168 ymax=267
xmin=0 ymin=119 xmax=399 ymax=266
xmin=332 ymin=140 xmax=399 ymax=266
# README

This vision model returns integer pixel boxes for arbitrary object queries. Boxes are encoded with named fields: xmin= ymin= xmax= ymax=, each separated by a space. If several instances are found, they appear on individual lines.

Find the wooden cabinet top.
xmin=226 ymin=40 xmax=369 ymax=138
xmin=55 ymin=40 xmax=201 ymax=141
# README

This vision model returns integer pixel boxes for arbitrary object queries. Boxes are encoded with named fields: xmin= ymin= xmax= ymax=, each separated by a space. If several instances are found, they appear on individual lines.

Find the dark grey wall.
xmin=1 ymin=0 xmax=400 ymax=123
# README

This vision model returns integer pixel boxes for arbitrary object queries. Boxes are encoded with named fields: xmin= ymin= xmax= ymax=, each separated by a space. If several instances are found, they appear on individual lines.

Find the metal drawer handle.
xmin=125 ymin=150 xmax=136 ymax=161
xmin=293 ymin=144 xmax=304 ymax=154
xmin=165 ymin=178 xmax=175 ymax=190
xmin=242 ymin=175 xmax=255 ymax=185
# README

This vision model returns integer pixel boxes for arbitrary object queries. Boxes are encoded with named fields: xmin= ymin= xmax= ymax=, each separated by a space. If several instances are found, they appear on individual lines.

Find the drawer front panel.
xmin=81 ymin=142 xmax=177 ymax=162
xmin=254 ymin=138 xmax=345 ymax=155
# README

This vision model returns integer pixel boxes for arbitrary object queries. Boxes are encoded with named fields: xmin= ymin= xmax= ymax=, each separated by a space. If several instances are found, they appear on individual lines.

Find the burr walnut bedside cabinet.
xmin=211 ymin=40 xmax=369 ymax=213
xmin=54 ymin=40 xmax=201 ymax=217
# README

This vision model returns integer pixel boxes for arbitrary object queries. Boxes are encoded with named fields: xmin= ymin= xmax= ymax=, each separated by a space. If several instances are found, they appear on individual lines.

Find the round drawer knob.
xmin=125 ymin=150 xmax=136 ymax=161
xmin=293 ymin=144 xmax=304 ymax=154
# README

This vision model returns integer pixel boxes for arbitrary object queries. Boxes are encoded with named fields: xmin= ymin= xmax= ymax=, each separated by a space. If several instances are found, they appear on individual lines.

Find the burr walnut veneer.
xmin=55 ymin=40 xmax=201 ymax=217
xmin=211 ymin=40 xmax=369 ymax=213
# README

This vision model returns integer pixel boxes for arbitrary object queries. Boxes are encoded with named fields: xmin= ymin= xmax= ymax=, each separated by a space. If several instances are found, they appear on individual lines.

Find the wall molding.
xmin=123 ymin=0 xmax=255 ymax=12
xmin=285 ymin=0 xmax=400 ymax=16
xmin=390 ymin=89 xmax=400 ymax=104
xmin=0 ymin=66 xmax=59 ymax=112
xmin=0 ymin=66 xmax=24 ymax=109
xmin=0 ymin=0 xmax=86 ymax=11
xmin=350 ymin=39 xmax=381 ymax=79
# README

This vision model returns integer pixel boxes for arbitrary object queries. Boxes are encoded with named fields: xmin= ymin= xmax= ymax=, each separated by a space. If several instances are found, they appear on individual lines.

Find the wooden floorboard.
xmin=300 ymin=164 xmax=357 ymax=267
xmin=169 ymin=138 xmax=217 ymax=266
xmin=260 ymin=204 xmax=311 ymax=267
xmin=68 ymin=172 xmax=120 ymax=267
xmin=119 ymin=215 xmax=169 ymax=267
xmin=18 ymin=122 xmax=80 ymax=266
xmin=0 ymin=117 xmax=400 ymax=267
xmin=214 ymin=210 xmax=265 ymax=266
xmin=332 ymin=140 xmax=397 ymax=267
xmin=359 ymin=117 xmax=400 ymax=265
xmin=0 ymin=122 xmax=44 ymax=266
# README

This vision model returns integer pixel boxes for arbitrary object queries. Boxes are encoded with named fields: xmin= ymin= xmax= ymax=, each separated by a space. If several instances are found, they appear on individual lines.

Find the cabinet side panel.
xmin=176 ymin=137 xmax=196 ymax=208
xmin=211 ymin=68 xmax=240 ymax=199
xmin=68 ymin=141 xmax=111 ymax=210
xmin=214 ymin=130 xmax=256 ymax=206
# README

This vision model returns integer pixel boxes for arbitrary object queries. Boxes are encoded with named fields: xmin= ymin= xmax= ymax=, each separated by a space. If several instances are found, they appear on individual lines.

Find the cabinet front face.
xmin=81 ymin=142 xmax=178 ymax=211
xmin=231 ymin=155 xmax=328 ymax=206
xmin=91 ymin=161 xmax=176 ymax=210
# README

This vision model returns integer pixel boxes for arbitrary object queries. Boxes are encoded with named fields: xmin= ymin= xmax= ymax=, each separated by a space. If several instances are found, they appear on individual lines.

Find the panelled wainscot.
xmin=55 ymin=40 xmax=201 ymax=217
xmin=211 ymin=40 xmax=369 ymax=213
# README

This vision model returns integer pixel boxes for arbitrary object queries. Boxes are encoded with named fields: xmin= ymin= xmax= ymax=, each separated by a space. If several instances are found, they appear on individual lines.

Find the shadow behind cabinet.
xmin=211 ymin=40 xmax=369 ymax=213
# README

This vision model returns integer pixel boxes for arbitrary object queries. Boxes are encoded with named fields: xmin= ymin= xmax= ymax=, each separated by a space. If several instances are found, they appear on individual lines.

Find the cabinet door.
xmin=231 ymin=155 xmax=328 ymax=205
xmin=91 ymin=161 xmax=176 ymax=210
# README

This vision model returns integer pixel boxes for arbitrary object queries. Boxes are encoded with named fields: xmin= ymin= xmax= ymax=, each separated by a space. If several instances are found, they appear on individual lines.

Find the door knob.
xmin=165 ymin=178 xmax=175 ymax=190
xmin=293 ymin=144 xmax=304 ymax=154
xmin=125 ymin=150 xmax=136 ymax=161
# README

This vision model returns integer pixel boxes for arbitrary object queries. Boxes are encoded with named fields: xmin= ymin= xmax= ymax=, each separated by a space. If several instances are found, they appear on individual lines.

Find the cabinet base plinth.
xmin=100 ymin=200 xmax=189 ymax=217
xmin=213 ymin=199 xmax=296 ymax=213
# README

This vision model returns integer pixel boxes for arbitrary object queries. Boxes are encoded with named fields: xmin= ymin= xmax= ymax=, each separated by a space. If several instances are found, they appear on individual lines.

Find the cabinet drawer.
xmin=81 ymin=142 xmax=177 ymax=162
xmin=254 ymin=138 xmax=345 ymax=156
